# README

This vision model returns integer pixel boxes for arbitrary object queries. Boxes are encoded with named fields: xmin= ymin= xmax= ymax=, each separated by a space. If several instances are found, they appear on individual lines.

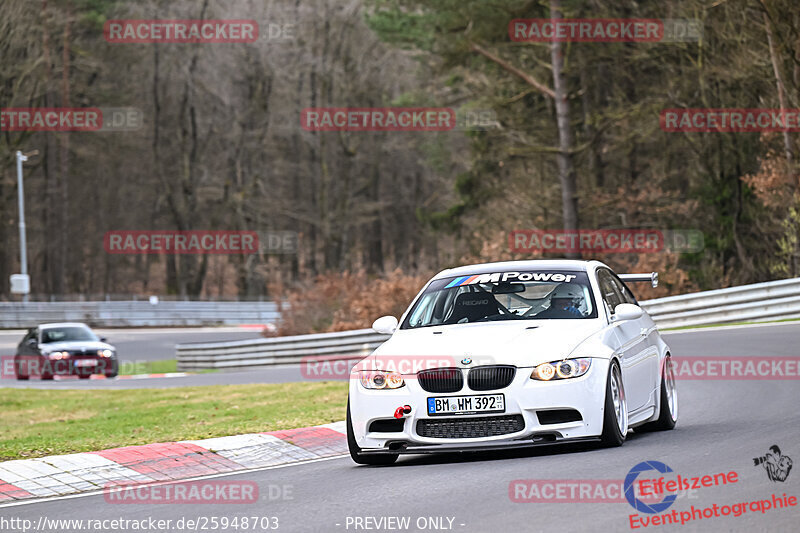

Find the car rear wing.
xmin=618 ymin=272 xmax=658 ymax=288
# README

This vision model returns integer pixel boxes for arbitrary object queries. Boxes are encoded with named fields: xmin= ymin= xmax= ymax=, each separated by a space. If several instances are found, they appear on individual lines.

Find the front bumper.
xmin=349 ymin=358 xmax=610 ymax=453
xmin=42 ymin=357 xmax=117 ymax=376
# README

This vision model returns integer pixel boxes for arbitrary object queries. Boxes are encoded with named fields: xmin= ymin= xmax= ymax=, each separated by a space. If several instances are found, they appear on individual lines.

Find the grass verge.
xmin=118 ymin=359 xmax=217 ymax=375
xmin=119 ymin=359 xmax=178 ymax=375
xmin=0 ymin=381 xmax=347 ymax=461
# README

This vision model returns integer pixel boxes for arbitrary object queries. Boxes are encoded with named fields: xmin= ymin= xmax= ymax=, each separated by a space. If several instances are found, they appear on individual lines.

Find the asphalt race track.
xmin=1 ymin=322 xmax=799 ymax=532
xmin=2 ymin=322 xmax=800 ymax=389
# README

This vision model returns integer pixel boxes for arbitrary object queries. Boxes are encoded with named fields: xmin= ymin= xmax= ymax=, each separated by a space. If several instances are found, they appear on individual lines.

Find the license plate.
xmin=427 ymin=394 xmax=505 ymax=416
xmin=74 ymin=359 xmax=96 ymax=367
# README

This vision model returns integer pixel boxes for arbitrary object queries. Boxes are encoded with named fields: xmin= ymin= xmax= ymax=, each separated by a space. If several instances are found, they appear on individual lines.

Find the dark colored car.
xmin=14 ymin=322 xmax=119 ymax=380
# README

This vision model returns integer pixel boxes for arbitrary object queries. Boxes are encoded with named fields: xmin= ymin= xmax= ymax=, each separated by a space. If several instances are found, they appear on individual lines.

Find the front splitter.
xmin=359 ymin=435 xmax=601 ymax=455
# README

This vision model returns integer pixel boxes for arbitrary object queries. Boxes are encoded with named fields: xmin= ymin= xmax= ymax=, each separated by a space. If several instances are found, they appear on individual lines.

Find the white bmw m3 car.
xmin=347 ymin=260 xmax=678 ymax=465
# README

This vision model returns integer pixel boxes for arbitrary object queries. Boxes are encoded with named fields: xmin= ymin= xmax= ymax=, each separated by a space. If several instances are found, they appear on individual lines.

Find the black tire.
xmin=15 ymin=357 xmax=28 ymax=380
xmin=346 ymin=400 xmax=398 ymax=466
xmin=600 ymin=360 xmax=627 ymax=447
xmin=103 ymin=359 xmax=119 ymax=378
xmin=637 ymin=357 xmax=677 ymax=432
xmin=40 ymin=357 xmax=55 ymax=380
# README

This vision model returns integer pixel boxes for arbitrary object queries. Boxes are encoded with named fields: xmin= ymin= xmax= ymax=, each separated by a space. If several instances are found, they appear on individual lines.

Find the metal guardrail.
xmin=176 ymin=277 xmax=800 ymax=370
xmin=639 ymin=277 xmax=800 ymax=329
xmin=0 ymin=301 xmax=280 ymax=328
xmin=177 ymin=329 xmax=388 ymax=370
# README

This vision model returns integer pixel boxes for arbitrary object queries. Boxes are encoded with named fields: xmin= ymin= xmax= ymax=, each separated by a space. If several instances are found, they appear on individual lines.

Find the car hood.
xmin=40 ymin=340 xmax=114 ymax=353
xmin=369 ymin=320 xmax=614 ymax=371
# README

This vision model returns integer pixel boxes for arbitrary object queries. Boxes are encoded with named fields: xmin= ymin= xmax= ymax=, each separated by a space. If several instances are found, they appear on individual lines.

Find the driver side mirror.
xmin=27 ymin=338 xmax=37 ymax=347
xmin=372 ymin=315 xmax=398 ymax=335
xmin=612 ymin=303 xmax=643 ymax=321
xmin=100 ymin=336 xmax=108 ymax=343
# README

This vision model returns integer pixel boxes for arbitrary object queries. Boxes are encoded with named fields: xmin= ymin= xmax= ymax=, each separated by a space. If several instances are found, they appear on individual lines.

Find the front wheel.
xmin=14 ymin=357 xmax=28 ymax=380
xmin=600 ymin=360 xmax=628 ymax=447
xmin=40 ymin=357 xmax=55 ymax=380
xmin=347 ymin=400 xmax=398 ymax=466
xmin=103 ymin=359 xmax=119 ymax=378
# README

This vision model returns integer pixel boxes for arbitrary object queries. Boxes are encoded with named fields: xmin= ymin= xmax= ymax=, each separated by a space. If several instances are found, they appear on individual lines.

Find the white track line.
xmin=0 ymin=454 xmax=349 ymax=509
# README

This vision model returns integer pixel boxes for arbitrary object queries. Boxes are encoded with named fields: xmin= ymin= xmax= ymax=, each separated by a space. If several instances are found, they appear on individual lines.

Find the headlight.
xmin=98 ymin=349 xmax=114 ymax=358
xmin=48 ymin=352 xmax=68 ymax=360
xmin=359 ymin=371 xmax=405 ymax=389
xmin=531 ymin=358 xmax=591 ymax=381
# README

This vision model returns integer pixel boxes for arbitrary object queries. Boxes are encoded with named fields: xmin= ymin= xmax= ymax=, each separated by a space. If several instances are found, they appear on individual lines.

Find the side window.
xmin=610 ymin=274 xmax=638 ymax=305
xmin=23 ymin=329 xmax=37 ymax=345
xmin=597 ymin=269 xmax=623 ymax=313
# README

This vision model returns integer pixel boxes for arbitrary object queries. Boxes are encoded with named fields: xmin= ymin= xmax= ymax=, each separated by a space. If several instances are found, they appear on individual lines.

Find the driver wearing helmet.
xmin=536 ymin=283 xmax=585 ymax=318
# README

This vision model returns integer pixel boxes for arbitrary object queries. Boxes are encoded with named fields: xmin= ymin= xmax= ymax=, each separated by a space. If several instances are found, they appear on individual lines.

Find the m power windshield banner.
xmin=444 ymin=272 xmax=578 ymax=288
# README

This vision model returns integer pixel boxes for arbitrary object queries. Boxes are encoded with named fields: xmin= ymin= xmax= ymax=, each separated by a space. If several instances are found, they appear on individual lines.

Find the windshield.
xmin=401 ymin=270 xmax=597 ymax=329
xmin=40 ymin=326 xmax=98 ymax=343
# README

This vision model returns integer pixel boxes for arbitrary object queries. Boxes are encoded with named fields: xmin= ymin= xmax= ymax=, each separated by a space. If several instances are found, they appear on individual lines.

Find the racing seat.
xmin=445 ymin=291 xmax=500 ymax=324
